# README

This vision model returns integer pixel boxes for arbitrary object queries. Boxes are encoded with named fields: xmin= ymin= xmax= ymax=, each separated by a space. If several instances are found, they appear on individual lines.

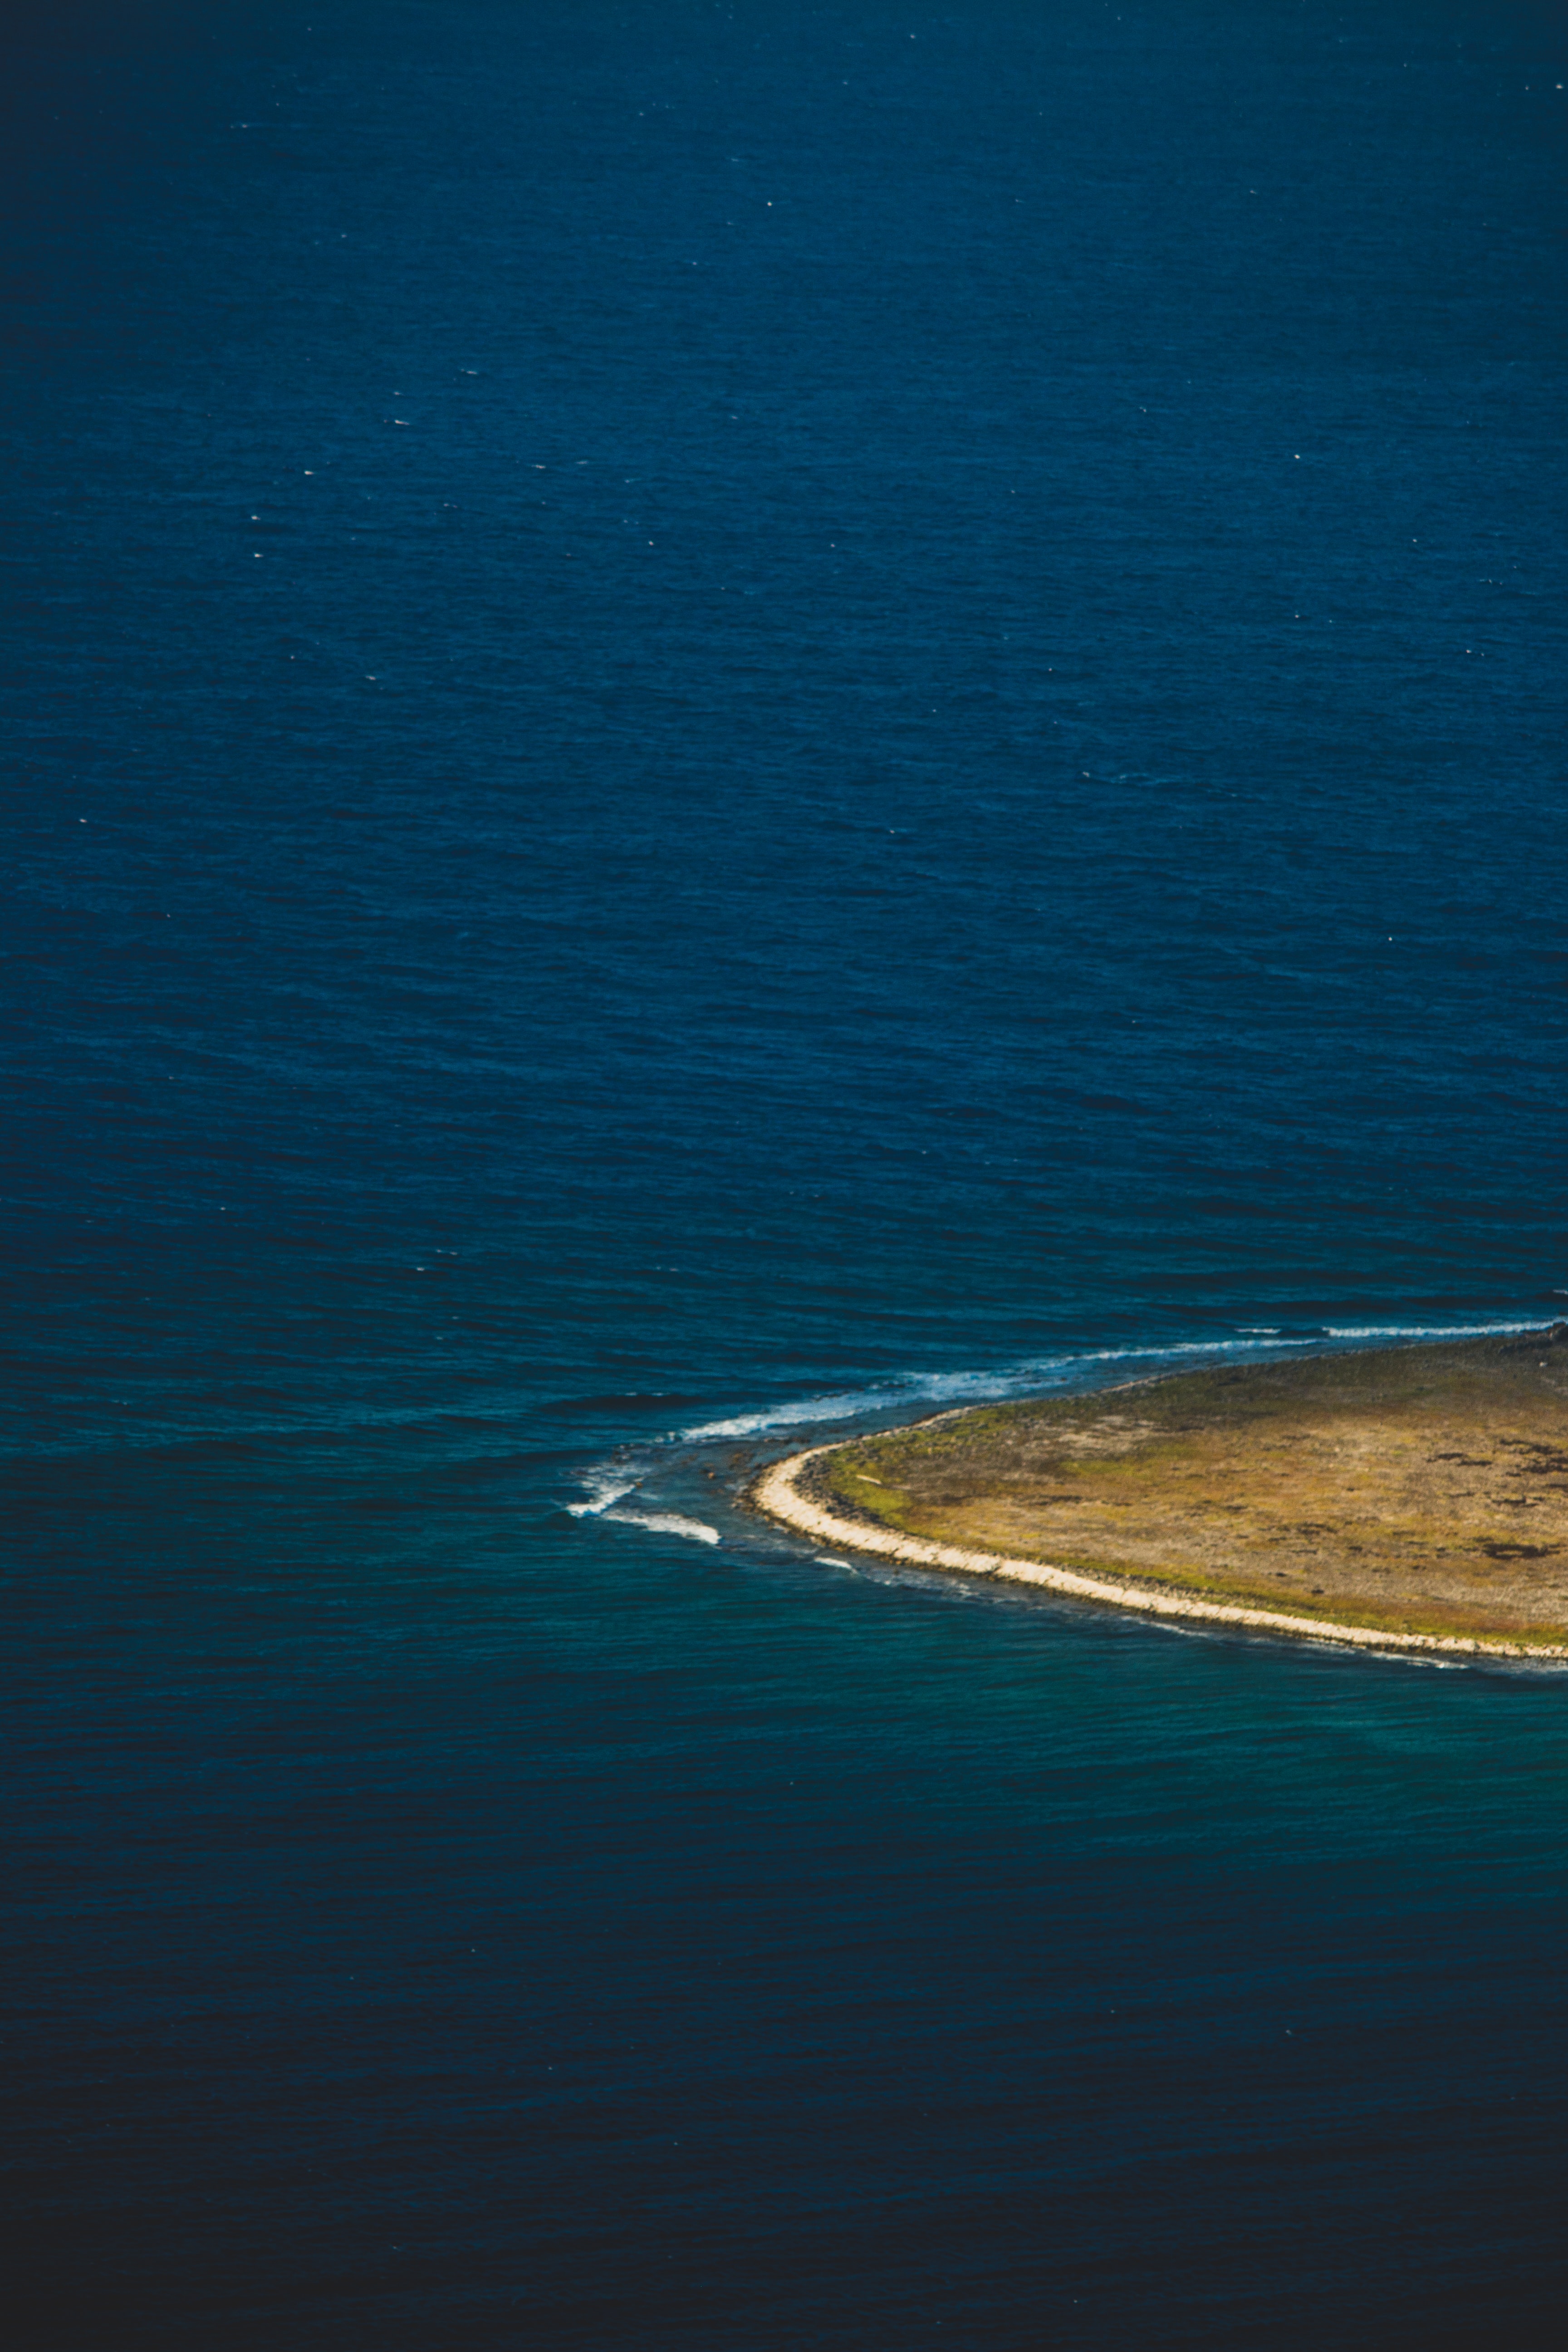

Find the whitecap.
xmin=603 ymin=1509 xmax=721 ymax=1545
xmin=1367 ymin=1651 xmax=1465 ymax=1669
xmin=672 ymin=1318 xmax=1545 ymax=1448
xmin=681 ymin=1387 xmax=914 ymax=1440
xmin=677 ymin=1334 xmax=1353 ymax=1443
xmin=1322 ymin=1320 xmax=1539 ymax=1340
xmin=680 ymin=1360 xmax=1088 ymax=1441
xmin=566 ymin=1465 xmax=642 ymax=1516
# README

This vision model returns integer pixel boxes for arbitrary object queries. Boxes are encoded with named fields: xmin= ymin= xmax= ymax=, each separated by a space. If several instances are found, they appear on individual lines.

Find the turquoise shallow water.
xmin=5 ymin=0 xmax=1568 ymax=2342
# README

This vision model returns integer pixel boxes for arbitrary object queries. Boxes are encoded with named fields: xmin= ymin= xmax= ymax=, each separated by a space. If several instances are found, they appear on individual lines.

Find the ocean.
xmin=5 ymin=1 xmax=1567 ymax=2342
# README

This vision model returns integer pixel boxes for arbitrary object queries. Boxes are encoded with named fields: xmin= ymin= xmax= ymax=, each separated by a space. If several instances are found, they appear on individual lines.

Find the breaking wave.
xmin=565 ymin=1313 xmax=1546 ymax=1534
xmin=604 ymin=1509 xmax=721 ymax=1546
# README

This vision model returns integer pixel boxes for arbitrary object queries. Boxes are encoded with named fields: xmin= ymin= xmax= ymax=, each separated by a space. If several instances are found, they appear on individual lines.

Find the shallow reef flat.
xmin=761 ymin=1331 xmax=1568 ymax=1651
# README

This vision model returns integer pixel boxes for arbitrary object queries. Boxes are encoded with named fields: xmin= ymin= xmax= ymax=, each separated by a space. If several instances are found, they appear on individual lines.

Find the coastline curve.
xmin=750 ymin=1443 xmax=1568 ymax=1661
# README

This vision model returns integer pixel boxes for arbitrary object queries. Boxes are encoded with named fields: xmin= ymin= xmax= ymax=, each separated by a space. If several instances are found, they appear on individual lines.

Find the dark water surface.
xmin=5 ymin=2 xmax=1568 ymax=2343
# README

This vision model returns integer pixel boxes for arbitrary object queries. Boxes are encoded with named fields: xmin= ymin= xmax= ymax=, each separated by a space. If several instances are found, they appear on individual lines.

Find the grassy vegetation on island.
xmin=808 ymin=1331 xmax=1568 ymax=1646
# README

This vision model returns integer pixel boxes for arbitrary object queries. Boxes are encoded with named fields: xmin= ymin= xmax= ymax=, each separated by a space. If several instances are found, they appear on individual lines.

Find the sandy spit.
xmin=751 ymin=1445 xmax=1568 ymax=1662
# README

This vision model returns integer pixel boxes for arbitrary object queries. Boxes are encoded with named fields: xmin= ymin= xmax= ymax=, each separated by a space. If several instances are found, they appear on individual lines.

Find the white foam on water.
xmin=676 ymin=1318 xmax=1542 ymax=1446
xmin=1367 ymin=1652 xmax=1466 ymax=1669
xmin=680 ymin=1386 xmax=930 ymax=1441
xmin=565 ymin=1465 xmax=642 ymax=1517
xmin=604 ymin=1509 xmax=721 ymax=1545
xmin=1322 ymin=1321 xmax=1539 ymax=1340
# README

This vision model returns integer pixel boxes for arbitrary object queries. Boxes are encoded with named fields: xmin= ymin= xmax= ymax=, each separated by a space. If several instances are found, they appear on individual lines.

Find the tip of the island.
xmin=750 ymin=1329 xmax=1568 ymax=1658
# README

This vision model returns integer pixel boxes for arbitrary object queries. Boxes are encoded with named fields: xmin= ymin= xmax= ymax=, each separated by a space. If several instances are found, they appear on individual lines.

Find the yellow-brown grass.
xmin=815 ymin=1333 xmax=1568 ymax=1643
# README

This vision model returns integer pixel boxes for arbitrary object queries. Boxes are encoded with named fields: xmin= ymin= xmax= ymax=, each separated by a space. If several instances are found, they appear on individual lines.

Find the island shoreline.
xmin=749 ymin=1434 xmax=1568 ymax=1662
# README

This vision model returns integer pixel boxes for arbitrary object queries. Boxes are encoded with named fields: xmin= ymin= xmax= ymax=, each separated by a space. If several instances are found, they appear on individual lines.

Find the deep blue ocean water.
xmin=5 ymin=1 xmax=1568 ymax=2342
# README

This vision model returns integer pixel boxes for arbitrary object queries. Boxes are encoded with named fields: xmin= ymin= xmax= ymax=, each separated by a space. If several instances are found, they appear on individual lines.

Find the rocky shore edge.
xmin=748 ymin=1442 xmax=1568 ymax=1661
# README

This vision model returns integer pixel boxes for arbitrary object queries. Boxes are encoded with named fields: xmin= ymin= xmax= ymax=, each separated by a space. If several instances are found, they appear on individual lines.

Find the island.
xmin=750 ymin=1328 xmax=1568 ymax=1657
